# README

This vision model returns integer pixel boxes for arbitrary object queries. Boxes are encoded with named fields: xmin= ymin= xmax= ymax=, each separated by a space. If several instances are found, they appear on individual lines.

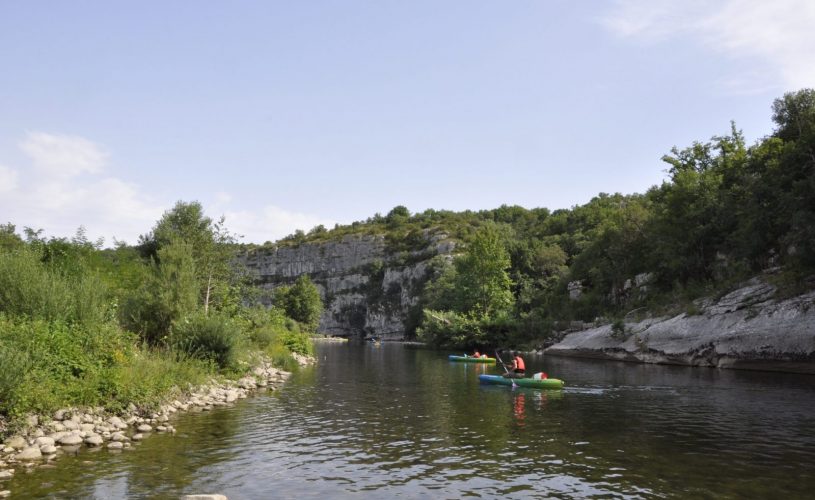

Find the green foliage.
xmin=171 ymin=312 xmax=244 ymax=369
xmin=416 ymin=309 xmax=516 ymax=349
xmin=140 ymin=200 xmax=242 ymax=314
xmin=453 ymin=224 xmax=514 ymax=315
xmin=413 ymin=89 xmax=815 ymax=347
xmin=120 ymin=240 xmax=198 ymax=345
xmin=0 ymin=343 xmax=29 ymax=415
xmin=0 ymin=223 xmax=24 ymax=251
xmin=610 ymin=319 xmax=628 ymax=340
xmin=274 ymin=275 xmax=324 ymax=330
xmin=416 ymin=310 xmax=488 ymax=348
xmin=238 ymin=305 xmax=314 ymax=361
xmin=0 ymin=246 xmax=110 ymax=325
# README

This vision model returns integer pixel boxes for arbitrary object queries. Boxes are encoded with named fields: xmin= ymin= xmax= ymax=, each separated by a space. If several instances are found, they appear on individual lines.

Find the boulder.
xmin=0 ymin=470 xmax=13 ymax=480
xmin=107 ymin=442 xmax=124 ymax=450
xmin=131 ymin=433 xmax=144 ymax=441
xmin=34 ymin=437 xmax=55 ymax=447
xmin=40 ymin=445 xmax=57 ymax=455
xmin=84 ymin=435 xmax=104 ymax=446
xmin=57 ymin=435 xmax=83 ymax=446
xmin=14 ymin=446 xmax=42 ymax=460
xmin=3 ymin=437 xmax=26 ymax=450
xmin=137 ymin=424 xmax=152 ymax=433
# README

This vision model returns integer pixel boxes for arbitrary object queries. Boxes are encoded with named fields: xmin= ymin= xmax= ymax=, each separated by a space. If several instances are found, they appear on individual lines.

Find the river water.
xmin=7 ymin=342 xmax=815 ymax=499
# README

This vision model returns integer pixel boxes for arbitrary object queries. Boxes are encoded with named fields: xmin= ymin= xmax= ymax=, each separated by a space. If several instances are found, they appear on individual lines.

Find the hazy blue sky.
xmin=1 ymin=1 xmax=813 ymax=244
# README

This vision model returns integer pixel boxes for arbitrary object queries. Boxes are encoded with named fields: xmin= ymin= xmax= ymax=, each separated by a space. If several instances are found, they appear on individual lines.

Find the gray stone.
xmin=14 ymin=446 xmax=42 ymax=460
xmin=547 ymin=278 xmax=815 ymax=374
xmin=131 ymin=433 xmax=144 ymax=441
xmin=108 ymin=417 xmax=127 ymax=430
xmin=0 ymin=490 xmax=9 ymax=498
xmin=3 ymin=437 xmax=26 ymax=450
xmin=182 ymin=495 xmax=228 ymax=500
xmin=110 ymin=432 xmax=127 ymax=442
xmin=107 ymin=441 xmax=124 ymax=450
xmin=62 ymin=420 xmax=79 ymax=431
xmin=84 ymin=435 xmax=103 ymax=446
xmin=40 ymin=445 xmax=57 ymax=454
xmin=137 ymin=424 xmax=152 ymax=433
xmin=0 ymin=470 xmax=13 ymax=480
xmin=48 ymin=422 xmax=66 ymax=432
xmin=57 ymin=435 xmax=83 ymax=446
xmin=34 ymin=437 xmax=55 ymax=447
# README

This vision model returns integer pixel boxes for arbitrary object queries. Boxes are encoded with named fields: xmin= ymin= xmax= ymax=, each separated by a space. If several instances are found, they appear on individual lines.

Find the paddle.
xmin=495 ymin=349 xmax=518 ymax=388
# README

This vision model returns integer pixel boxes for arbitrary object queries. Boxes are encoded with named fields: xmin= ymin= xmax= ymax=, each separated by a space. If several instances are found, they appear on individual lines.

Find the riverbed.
xmin=6 ymin=342 xmax=815 ymax=498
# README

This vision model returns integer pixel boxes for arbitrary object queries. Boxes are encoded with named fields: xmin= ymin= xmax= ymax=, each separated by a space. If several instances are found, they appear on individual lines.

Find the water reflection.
xmin=8 ymin=343 xmax=815 ymax=499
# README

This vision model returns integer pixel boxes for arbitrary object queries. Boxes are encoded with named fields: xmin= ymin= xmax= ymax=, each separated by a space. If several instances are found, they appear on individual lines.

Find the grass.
xmin=0 ymin=242 xmax=314 ymax=433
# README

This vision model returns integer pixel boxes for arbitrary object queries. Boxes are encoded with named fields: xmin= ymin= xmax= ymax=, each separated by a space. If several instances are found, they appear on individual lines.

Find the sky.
xmin=1 ymin=0 xmax=814 ymax=245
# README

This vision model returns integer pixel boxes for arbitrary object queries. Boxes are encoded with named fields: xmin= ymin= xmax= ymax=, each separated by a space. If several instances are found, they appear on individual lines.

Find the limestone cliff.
xmin=241 ymin=232 xmax=455 ymax=340
xmin=546 ymin=277 xmax=815 ymax=373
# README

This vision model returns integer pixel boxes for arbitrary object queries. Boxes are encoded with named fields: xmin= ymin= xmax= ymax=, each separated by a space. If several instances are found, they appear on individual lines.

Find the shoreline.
xmin=545 ymin=280 xmax=815 ymax=375
xmin=0 ymin=354 xmax=314 ymax=497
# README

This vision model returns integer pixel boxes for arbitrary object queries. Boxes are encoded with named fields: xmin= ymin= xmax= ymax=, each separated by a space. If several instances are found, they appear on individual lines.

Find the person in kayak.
xmin=509 ymin=351 xmax=526 ymax=377
xmin=471 ymin=350 xmax=481 ymax=358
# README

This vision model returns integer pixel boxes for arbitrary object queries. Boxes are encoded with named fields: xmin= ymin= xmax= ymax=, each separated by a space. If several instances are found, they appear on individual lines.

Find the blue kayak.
xmin=479 ymin=374 xmax=564 ymax=389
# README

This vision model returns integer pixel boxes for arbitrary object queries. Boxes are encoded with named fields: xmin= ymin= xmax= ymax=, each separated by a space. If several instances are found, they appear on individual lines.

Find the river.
xmin=6 ymin=342 xmax=815 ymax=498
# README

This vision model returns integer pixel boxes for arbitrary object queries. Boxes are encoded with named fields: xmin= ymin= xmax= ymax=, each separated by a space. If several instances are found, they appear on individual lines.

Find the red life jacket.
xmin=514 ymin=356 xmax=525 ymax=371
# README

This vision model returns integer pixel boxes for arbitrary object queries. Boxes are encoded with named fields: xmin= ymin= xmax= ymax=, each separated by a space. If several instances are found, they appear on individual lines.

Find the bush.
xmin=0 ymin=344 xmax=29 ymax=415
xmin=417 ymin=310 xmax=487 ymax=348
xmin=610 ymin=318 xmax=628 ymax=340
xmin=171 ymin=313 xmax=244 ymax=369
xmin=0 ymin=247 xmax=110 ymax=326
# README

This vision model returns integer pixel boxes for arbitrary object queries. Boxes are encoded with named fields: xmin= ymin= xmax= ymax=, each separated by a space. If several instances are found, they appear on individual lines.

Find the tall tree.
xmin=141 ymin=201 xmax=239 ymax=313
xmin=454 ymin=224 xmax=514 ymax=316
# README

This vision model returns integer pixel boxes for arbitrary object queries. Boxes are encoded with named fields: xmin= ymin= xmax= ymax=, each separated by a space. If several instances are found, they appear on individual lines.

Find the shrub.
xmin=0 ymin=248 xmax=110 ymax=326
xmin=610 ymin=318 xmax=628 ymax=340
xmin=0 ymin=344 xmax=29 ymax=415
xmin=171 ymin=313 xmax=244 ymax=369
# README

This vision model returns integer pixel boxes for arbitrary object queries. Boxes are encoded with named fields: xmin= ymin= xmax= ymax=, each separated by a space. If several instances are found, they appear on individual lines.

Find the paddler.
xmin=508 ymin=351 xmax=526 ymax=377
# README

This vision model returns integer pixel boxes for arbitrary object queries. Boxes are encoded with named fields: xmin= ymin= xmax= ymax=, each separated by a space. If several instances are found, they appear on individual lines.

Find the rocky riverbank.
xmin=0 ymin=356 xmax=313 ymax=498
xmin=546 ymin=277 xmax=815 ymax=374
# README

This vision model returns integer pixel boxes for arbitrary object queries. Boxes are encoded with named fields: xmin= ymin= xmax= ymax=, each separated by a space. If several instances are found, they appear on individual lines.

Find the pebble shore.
xmin=0 ymin=354 xmax=314 ymax=498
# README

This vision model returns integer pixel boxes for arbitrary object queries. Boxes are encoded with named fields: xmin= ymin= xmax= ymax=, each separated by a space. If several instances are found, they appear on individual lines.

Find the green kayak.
xmin=448 ymin=355 xmax=496 ymax=363
xmin=479 ymin=374 xmax=564 ymax=389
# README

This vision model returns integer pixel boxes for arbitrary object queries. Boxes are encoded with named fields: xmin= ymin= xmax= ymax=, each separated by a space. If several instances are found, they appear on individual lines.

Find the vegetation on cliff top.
xmin=259 ymin=89 xmax=815 ymax=349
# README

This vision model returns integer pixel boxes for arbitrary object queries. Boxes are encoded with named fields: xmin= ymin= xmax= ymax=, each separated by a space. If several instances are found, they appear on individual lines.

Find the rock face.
xmin=241 ymin=233 xmax=455 ymax=340
xmin=547 ymin=278 xmax=815 ymax=373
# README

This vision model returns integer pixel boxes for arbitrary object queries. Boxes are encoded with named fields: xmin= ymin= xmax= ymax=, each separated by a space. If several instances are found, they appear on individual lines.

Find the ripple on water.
xmin=7 ymin=344 xmax=815 ymax=499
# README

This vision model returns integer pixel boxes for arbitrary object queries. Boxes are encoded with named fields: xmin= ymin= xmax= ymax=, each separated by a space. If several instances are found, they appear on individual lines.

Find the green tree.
xmin=141 ymin=201 xmax=240 ymax=314
xmin=274 ymin=275 xmax=323 ymax=330
xmin=454 ymin=224 xmax=514 ymax=316
xmin=121 ymin=239 xmax=198 ymax=344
